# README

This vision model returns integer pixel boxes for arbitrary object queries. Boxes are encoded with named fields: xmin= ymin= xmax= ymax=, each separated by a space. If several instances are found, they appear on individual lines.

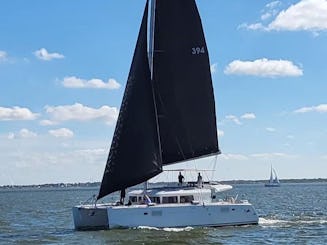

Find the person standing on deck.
xmin=197 ymin=172 xmax=203 ymax=188
xmin=120 ymin=188 xmax=126 ymax=204
xmin=178 ymin=172 xmax=184 ymax=186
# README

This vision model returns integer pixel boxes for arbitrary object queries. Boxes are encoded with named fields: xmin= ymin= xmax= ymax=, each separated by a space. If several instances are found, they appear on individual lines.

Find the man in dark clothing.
xmin=120 ymin=188 xmax=126 ymax=204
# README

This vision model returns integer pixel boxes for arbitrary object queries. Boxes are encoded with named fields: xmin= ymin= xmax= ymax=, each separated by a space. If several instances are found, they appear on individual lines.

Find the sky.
xmin=1 ymin=0 xmax=327 ymax=186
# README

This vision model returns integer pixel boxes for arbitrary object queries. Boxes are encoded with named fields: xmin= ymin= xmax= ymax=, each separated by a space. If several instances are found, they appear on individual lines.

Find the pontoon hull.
xmin=72 ymin=204 xmax=109 ymax=230
xmin=73 ymin=202 xmax=258 ymax=230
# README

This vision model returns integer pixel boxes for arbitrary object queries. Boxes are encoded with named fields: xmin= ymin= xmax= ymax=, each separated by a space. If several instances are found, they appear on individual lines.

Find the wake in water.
xmin=136 ymin=226 xmax=194 ymax=232
xmin=259 ymin=217 xmax=288 ymax=226
xmin=259 ymin=217 xmax=327 ymax=227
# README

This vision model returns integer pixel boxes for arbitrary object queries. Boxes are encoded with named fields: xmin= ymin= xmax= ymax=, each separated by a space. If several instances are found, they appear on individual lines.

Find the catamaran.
xmin=72 ymin=0 xmax=259 ymax=230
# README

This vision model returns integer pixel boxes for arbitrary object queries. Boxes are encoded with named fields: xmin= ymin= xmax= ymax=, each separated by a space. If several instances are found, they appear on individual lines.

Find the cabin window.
xmin=150 ymin=196 xmax=160 ymax=204
xmin=162 ymin=196 xmax=178 ymax=204
xmin=180 ymin=195 xmax=194 ymax=203
xmin=129 ymin=196 xmax=137 ymax=203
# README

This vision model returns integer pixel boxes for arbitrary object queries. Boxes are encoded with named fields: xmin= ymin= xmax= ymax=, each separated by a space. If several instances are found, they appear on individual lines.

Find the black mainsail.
xmin=98 ymin=1 xmax=161 ymax=200
xmin=98 ymin=0 xmax=220 ymax=199
xmin=153 ymin=0 xmax=219 ymax=165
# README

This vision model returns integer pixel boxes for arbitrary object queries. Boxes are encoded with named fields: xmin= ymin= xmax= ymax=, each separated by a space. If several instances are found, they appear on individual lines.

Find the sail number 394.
xmin=192 ymin=47 xmax=205 ymax=55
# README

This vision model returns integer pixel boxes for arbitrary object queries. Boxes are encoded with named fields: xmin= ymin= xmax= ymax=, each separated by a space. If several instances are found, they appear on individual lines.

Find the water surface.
xmin=1 ymin=182 xmax=326 ymax=244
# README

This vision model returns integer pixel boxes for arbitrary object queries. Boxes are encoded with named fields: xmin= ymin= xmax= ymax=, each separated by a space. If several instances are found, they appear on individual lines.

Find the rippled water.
xmin=0 ymin=182 xmax=326 ymax=244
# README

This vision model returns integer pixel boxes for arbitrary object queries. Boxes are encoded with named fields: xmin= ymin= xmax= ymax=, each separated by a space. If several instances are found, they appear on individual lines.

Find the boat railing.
xmin=223 ymin=194 xmax=240 ymax=204
xmin=80 ymin=194 xmax=97 ymax=206
xmin=186 ymin=181 xmax=210 ymax=187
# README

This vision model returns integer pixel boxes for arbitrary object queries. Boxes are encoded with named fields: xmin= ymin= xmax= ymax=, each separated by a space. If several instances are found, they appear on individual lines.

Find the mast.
xmin=148 ymin=0 xmax=156 ymax=77
xmin=149 ymin=0 xmax=163 ymax=165
xmin=143 ymin=0 xmax=161 ymax=193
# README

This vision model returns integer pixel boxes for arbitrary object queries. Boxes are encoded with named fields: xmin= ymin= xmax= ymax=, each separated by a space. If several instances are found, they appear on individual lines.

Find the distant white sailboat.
xmin=265 ymin=165 xmax=280 ymax=187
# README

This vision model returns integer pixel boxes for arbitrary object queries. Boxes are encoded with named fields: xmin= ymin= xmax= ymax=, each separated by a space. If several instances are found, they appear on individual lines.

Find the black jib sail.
xmin=98 ymin=1 xmax=162 ymax=200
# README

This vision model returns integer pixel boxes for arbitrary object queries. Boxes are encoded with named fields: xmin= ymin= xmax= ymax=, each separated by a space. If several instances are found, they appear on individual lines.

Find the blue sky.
xmin=1 ymin=0 xmax=327 ymax=185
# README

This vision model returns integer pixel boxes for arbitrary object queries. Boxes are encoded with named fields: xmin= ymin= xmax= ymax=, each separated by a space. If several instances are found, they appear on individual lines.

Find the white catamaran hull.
xmin=73 ymin=202 xmax=258 ymax=230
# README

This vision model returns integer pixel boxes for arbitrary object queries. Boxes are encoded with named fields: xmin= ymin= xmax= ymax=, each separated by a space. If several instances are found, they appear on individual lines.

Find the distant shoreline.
xmin=1 ymin=178 xmax=326 ymax=189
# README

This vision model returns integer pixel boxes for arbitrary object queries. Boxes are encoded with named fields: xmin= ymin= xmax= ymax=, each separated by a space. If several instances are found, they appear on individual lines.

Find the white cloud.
xmin=261 ymin=13 xmax=272 ymax=21
xmin=45 ymin=103 xmax=119 ymax=125
xmin=0 ymin=106 xmax=38 ymax=121
xmin=210 ymin=63 xmax=218 ymax=74
xmin=0 ymin=145 xmax=108 ymax=184
xmin=268 ymin=0 xmax=327 ymax=31
xmin=7 ymin=133 xmax=15 ymax=140
xmin=49 ymin=128 xmax=74 ymax=138
xmin=220 ymin=153 xmax=249 ymax=161
xmin=19 ymin=128 xmax=37 ymax=138
xmin=240 ymin=0 xmax=327 ymax=33
xmin=61 ymin=76 xmax=121 ymax=90
xmin=266 ymin=127 xmax=276 ymax=132
xmin=294 ymin=104 xmax=327 ymax=113
xmin=34 ymin=48 xmax=64 ymax=61
xmin=39 ymin=119 xmax=58 ymax=126
xmin=266 ymin=1 xmax=281 ymax=9
xmin=218 ymin=129 xmax=224 ymax=137
xmin=0 ymin=50 xmax=8 ymax=62
xmin=220 ymin=151 xmax=298 ymax=161
xmin=238 ymin=22 xmax=265 ymax=31
xmin=224 ymin=58 xmax=303 ymax=77
xmin=75 ymin=148 xmax=107 ymax=157
xmin=250 ymin=152 xmax=298 ymax=159
xmin=225 ymin=113 xmax=256 ymax=125
xmin=225 ymin=115 xmax=242 ymax=125
xmin=6 ymin=129 xmax=37 ymax=140
xmin=261 ymin=1 xmax=281 ymax=21
xmin=241 ymin=113 xmax=256 ymax=120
